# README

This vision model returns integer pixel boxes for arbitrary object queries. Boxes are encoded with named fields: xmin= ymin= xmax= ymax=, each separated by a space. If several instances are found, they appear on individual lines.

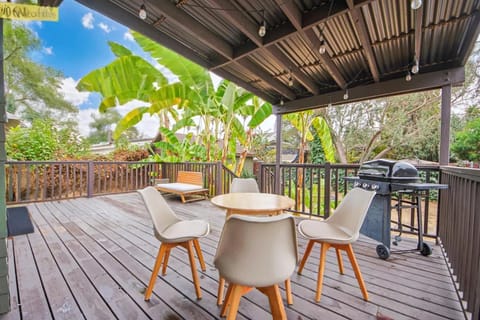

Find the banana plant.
xmin=235 ymin=96 xmax=272 ymax=176
xmin=77 ymin=41 xmax=189 ymax=140
xmin=284 ymin=111 xmax=335 ymax=209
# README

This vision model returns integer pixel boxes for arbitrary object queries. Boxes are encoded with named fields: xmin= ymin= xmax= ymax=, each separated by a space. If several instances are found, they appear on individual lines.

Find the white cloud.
xmin=123 ymin=31 xmax=134 ymax=42
xmin=81 ymin=12 xmax=94 ymax=29
xmin=77 ymin=100 xmax=158 ymax=138
xmin=78 ymin=108 xmax=98 ymax=137
xmin=98 ymin=22 xmax=111 ymax=33
xmin=42 ymin=46 xmax=53 ymax=55
xmin=59 ymin=77 xmax=90 ymax=106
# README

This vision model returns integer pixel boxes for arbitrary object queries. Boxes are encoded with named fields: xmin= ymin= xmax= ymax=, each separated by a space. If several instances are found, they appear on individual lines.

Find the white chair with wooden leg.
xmin=214 ymin=214 xmax=297 ymax=320
xmin=230 ymin=178 xmax=260 ymax=193
xmin=138 ymin=186 xmax=210 ymax=300
xmin=297 ymin=187 xmax=376 ymax=302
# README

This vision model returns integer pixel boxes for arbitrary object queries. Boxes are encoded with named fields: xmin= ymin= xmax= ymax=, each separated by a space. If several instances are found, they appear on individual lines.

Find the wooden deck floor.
xmin=0 ymin=193 xmax=465 ymax=320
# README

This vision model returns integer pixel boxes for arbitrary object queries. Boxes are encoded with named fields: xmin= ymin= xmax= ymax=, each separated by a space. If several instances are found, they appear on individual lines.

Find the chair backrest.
xmin=214 ymin=214 xmax=297 ymax=287
xmin=138 ymin=187 xmax=180 ymax=236
xmin=230 ymin=178 xmax=260 ymax=193
xmin=326 ymin=187 xmax=376 ymax=240
xmin=177 ymin=171 xmax=203 ymax=186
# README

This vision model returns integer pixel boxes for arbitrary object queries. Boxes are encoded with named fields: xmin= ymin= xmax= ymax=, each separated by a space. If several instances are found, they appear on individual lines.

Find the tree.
xmin=87 ymin=109 xmax=139 ymax=144
xmin=6 ymin=119 xmax=89 ymax=161
xmin=3 ymin=20 xmax=77 ymax=126
xmin=451 ymin=116 xmax=480 ymax=162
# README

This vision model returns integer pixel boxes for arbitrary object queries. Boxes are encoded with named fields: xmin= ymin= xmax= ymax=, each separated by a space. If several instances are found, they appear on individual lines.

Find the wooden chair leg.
xmin=285 ymin=279 xmax=293 ymax=305
xmin=298 ymin=240 xmax=315 ymax=275
xmin=261 ymin=285 xmax=287 ymax=320
xmin=220 ymin=282 xmax=233 ymax=317
xmin=345 ymin=244 xmax=369 ymax=301
xmin=316 ymin=242 xmax=330 ymax=302
xmin=145 ymin=244 xmax=166 ymax=301
xmin=162 ymin=248 xmax=171 ymax=276
xmin=335 ymin=248 xmax=344 ymax=274
xmin=226 ymin=285 xmax=244 ymax=320
xmin=193 ymin=239 xmax=206 ymax=271
xmin=186 ymin=240 xmax=202 ymax=299
xmin=217 ymin=277 xmax=226 ymax=306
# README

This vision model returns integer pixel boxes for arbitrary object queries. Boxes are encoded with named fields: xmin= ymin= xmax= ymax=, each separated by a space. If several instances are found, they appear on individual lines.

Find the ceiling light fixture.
xmin=280 ymin=98 xmax=284 ymax=106
xmin=139 ymin=3 xmax=147 ymax=20
xmin=319 ymin=40 xmax=327 ymax=54
xmin=343 ymin=89 xmax=349 ymax=100
xmin=411 ymin=58 xmax=419 ymax=74
xmin=411 ymin=0 xmax=422 ymax=10
xmin=405 ymin=71 xmax=412 ymax=81
xmin=258 ymin=10 xmax=266 ymax=37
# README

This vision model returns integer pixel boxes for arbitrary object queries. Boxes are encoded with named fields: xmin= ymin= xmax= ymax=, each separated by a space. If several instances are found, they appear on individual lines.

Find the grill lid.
xmin=358 ymin=159 xmax=419 ymax=182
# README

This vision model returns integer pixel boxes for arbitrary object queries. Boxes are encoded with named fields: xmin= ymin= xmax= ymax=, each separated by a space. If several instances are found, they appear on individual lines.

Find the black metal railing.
xmin=438 ymin=166 xmax=480 ymax=320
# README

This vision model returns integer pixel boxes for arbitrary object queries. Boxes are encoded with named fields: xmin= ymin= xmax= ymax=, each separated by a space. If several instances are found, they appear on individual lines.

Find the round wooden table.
xmin=211 ymin=192 xmax=295 ymax=217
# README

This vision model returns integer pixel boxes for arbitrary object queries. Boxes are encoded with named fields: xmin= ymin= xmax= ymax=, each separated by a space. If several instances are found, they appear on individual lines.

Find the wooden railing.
xmin=438 ymin=166 xmax=480 ymax=320
xmin=5 ymin=161 xmax=237 ymax=204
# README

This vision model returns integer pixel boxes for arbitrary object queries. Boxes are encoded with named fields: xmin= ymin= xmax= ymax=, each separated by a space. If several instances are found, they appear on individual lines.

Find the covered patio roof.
xmin=75 ymin=0 xmax=479 ymax=114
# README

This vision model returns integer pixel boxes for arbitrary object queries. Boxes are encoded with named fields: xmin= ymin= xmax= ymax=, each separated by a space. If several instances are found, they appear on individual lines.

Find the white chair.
xmin=230 ymin=178 xmax=260 ymax=193
xmin=297 ymin=187 xmax=376 ymax=302
xmin=138 ymin=186 xmax=210 ymax=300
xmin=214 ymin=214 xmax=297 ymax=320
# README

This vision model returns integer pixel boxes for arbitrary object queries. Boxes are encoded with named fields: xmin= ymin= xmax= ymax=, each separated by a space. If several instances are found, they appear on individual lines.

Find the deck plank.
xmin=1 ymin=193 xmax=466 ymax=320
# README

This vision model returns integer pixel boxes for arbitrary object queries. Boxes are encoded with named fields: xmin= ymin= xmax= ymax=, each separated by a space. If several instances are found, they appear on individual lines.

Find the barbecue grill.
xmin=345 ymin=159 xmax=448 ymax=259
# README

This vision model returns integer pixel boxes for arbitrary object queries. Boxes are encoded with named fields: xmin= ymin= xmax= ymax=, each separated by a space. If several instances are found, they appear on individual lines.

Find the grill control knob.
xmin=362 ymin=183 xmax=369 ymax=189
xmin=371 ymin=184 xmax=379 ymax=190
xmin=354 ymin=182 xmax=360 ymax=187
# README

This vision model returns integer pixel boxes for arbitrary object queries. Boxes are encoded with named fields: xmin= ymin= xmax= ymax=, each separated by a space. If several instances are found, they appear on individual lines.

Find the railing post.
xmin=216 ymin=161 xmax=223 ymax=195
xmin=324 ymin=162 xmax=331 ymax=218
xmin=87 ymin=161 xmax=94 ymax=198
xmin=257 ymin=162 xmax=263 ymax=192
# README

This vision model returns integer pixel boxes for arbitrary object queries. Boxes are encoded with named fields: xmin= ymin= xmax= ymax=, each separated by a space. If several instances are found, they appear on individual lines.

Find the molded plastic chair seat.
xmin=298 ymin=220 xmax=352 ymax=244
xmin=297 ymin=187 xmax=376 ymax=302
xmin=214 ymin=214 xmax=297 ymax=320
xmin=138 ymin=186 xmax=210 ymax=301
xmin=160 ymin=220 xmax=209 ymax=242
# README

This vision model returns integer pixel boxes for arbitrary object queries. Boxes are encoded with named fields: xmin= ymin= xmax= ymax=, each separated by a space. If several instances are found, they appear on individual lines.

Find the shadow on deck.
xmin=1 ymin=193 xmax=464 ymax=320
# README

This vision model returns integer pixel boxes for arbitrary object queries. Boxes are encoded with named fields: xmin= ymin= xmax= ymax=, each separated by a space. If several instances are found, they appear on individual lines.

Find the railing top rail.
xmin=441 ymin=166 xmax=480 ymax=182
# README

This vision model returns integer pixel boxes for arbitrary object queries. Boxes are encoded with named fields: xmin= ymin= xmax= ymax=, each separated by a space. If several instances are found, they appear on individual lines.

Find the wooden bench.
xmin=155 ymin=171 xmax=209 ymax=203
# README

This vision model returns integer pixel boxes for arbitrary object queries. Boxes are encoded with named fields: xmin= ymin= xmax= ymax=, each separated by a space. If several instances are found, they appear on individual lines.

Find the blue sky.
xmin=33 ymin=0 xmax=140 ymax=80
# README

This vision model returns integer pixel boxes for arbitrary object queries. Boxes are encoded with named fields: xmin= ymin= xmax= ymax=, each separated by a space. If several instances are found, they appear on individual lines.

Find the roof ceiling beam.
xmin=347 ymin=0 xmax=380 ymax=82
xmin=209 ymin=0 xmax=318 ymax=97
xmin=210 ymin=1 xmax=373 ymax=71
xmin=151 ymin=0 xmax=233 ymax=60
xmin=236 ymin=59 xmax=296 ymax=101
xmin=460 ymin=11 xmax=480 ymax=65
xmin=212 ymin=0 xmax=319 ymax=95
xmin=208 ymin=0 xmax=263 ymax=48
xmin=304 ymin=29 xmax=348 ymax=89
xmin=275 ymin=0 xmax=346 ymax=90
xmin=274 ymin=67 xmax=465 ymax=114
xmin=268 ymin=45 xmax=320 ymax=95
xmin=414 ymin=5 xmax=424 ymax=69
xmin=75 ymin=0 xmax=221 ymax=69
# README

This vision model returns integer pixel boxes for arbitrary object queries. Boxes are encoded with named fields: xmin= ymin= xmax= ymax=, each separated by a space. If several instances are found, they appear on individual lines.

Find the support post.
xmin=0 ymin=19 xmax=10 ymax=314
xmin=275 ymin=114 xmax=282 ymax=194
xmin=440 ymin=85 xmax=452 ymax=166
